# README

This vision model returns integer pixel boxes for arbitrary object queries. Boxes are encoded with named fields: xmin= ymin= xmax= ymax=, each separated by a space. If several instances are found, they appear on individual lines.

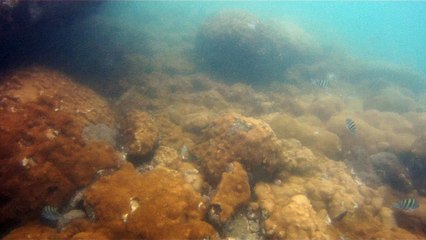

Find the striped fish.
xmin=41 ymin=206 xmax=62 ymax=221
xmin=312 ymin=78 xmax=329 ymax=89
xmin=345 ymin=118 xmax=357 ymax=135
xmin=393 ymin=198 xmax=419 ymax=211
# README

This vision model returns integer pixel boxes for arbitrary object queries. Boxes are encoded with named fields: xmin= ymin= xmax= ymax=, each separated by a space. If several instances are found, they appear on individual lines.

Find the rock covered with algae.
xmin=84 ymin=163 xmax=217 ymax=239
xmin=119 ymin=110 xmax=159 ymax=159
xmin=209 ymin=161 xmax=251 ymax=224
xmin=254 ymin=136 xmax=423 ymax=239
xmin=192 ymin=112 xmax=282 ymax=185
xmin=0 ymin=67 xmax=120 ymax=227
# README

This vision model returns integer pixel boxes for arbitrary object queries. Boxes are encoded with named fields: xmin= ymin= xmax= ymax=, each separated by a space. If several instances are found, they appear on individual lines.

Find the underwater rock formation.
xmin=84 ymin=163 xmax=216 ymax=239
xmin=0 ymin=67 xmax=120 ymax=230
xmin=326 ymin=111 xmax=415 ymax=155
xmin=196 ymin=10 xmax=319 ymax=82
xmin=364 ymin=87 xmax=417 ymax=113
xmin=120 ymin=110 xmax=159 ymax=161
xmin=408 ymin=135 xmax=426 ymax=195
xmin=193 ymin=112 xmax=281 ymax=185
xmin=368 ymin=152 xmax=413 ymax=193
xmin=255 ymin=191 xmax=332 ymax=239
xmin=152 ymin=145 xmax=204 ymax=193
xmin=265 ymin=113 xmax=342 ymax=159
xmin=210 ymin=162 xmax=250 ymax=224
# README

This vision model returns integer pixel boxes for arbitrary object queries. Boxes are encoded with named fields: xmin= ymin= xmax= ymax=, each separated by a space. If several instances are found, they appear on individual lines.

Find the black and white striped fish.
xmin=41 ymin=206 xmax=62 ymax=221
xmin=393 ymin=198 xmax=419 ymax=211
xmin=311 ymin=78 xmax=329 ymax=89
xmin=345 ymin=118 xmax=357 ymax=135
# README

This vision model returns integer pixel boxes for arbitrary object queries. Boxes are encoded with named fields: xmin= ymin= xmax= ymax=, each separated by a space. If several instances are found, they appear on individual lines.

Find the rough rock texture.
xmin=326 ymin=111 xmax=415 ymax=155
xmin=120 ymin=110 xmax=159 ymax=160
xmin=369 ymin=152 xmax=413 ymax=192
xmin=258 ymin=193 xmax=332 ymax=239
xmin=84 ymin=163 xmax=217 ymax=239
xmin=409 ymin=135 xmax=426 ymax=195
xmin=264 ymin=113 xmax=342 ymax=159
xmin=393 ymin=196 xmax=426 ymax=235
xmin=193 ymin=112 xmax=282 ymax=185
xmin=196 ymin=10 xmax=319 ymax=82
xmin=210 ymin=162 xmax=250 ymax=223
xmin=152 ymin=145 xmax=204 ymax=193
xmin=0 ymin=67 xmax=120 ymax=229
xmin=3 ymin=219 xmax=104 ymax=240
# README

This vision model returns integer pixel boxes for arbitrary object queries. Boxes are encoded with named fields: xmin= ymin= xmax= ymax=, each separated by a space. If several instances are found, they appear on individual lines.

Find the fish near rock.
xmin=0 ymin=67 xmax=120 ymax=230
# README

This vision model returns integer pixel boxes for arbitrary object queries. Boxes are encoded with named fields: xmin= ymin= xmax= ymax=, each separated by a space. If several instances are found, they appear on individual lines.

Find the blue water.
xmin=99 ymin=1 xmax=426 ymax=75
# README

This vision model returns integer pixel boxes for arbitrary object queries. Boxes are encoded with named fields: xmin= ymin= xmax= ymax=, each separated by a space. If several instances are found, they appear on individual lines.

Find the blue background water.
xmin=99 ymin=2 xmax=426 ymax=75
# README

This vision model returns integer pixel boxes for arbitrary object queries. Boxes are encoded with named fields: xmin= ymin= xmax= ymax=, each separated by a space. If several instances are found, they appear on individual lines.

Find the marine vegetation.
xmin=1 ymin=3 xmax=426 ymax=240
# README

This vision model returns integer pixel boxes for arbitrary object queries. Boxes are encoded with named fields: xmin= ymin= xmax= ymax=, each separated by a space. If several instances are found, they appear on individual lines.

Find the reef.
xmin=209 ymin=162 xmax=251 ymax=224
xmin=0 ymin=67 xmax=120 ymax=231
xmin=2 ymin=7 xmax=426 ymax=239
xmin=195 ymin=10 xmax=319 ymax=82
xmin=84 ymin=163 xmax=217 ymax=239
xmin=120 ymin=110 xmax=159 ymax=161
xmin=192 ymin=112 xmax=282 ymax=185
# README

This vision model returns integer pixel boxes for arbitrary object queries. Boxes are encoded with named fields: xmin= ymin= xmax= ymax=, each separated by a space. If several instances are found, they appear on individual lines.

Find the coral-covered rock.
xmin=0 ymin=67 xmax=120 ymax=228
xmin=210 ymin=162 xmax=250 ymax=224
xmin=193 ymin=113 xmax=281 ymax=185
xmin=3 ymin=222 xmax=62 ymax=240
xmin=264 ymin=113 xmax=342 ymax=159
xmin=196 ymin=10 xmax=319 ymax=82
xmin=364 ymin=87 xmax=417 ymax=113
xmin=409 ymin=135 xmax=426 ymax=195
xmin=84 ymin=163 xmax=216 ymax=239
xmin=120 ymin=110 xmax=159 ymax=160
xmin=278 ymin=138 xmax=320 ymax=175
xmin=326 ymin=111 xmax=415 ymax=155
xmin=257 ymin=193 xmax=332 ymax=239
xmin=368 ymin=152 xmax=413 ymax=193
xmin=309 ymin=95 xmax=345 ymax=121
xmin=152 ymin=145 xmax=204 ymax=192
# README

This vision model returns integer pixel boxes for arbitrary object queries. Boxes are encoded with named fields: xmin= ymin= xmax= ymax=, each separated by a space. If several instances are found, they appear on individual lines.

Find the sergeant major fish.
xmin=393 ymin=198 xmax=419 ymax=211
xmin=345 ymin=118 xmax=357 ymax=135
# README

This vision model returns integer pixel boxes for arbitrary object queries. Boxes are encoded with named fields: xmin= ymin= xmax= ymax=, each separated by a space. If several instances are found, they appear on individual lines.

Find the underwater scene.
xmin=1 ymin=1 xmax=426 ymax=239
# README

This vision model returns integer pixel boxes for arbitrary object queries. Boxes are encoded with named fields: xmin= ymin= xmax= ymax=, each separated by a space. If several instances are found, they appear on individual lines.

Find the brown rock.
xmin=85 ymin=163 xmax=216 ymax=239
xmin=0 ymin=67 xmax=120 ymax=227
xmin=210 ymin=162 xmax=250 ymax=223
xmin=193 ymin=113 xmax=281 ymax=185
xmin=120 ymin=110 xmax=159 ymax=159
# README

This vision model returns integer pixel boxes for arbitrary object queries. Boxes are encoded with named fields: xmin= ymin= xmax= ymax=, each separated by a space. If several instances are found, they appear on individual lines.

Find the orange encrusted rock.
xmin=120 ymin=110 xmax=159 ymax=160
xmin=84 ymin=163 xmax=217 ymax=239
xmin=193 ymin=112 xmax=281 ymax=185
xmin=0 ymin=67 xmax=120 ymax=228
xmin=210 ymin=162 xmax=250 ymax=223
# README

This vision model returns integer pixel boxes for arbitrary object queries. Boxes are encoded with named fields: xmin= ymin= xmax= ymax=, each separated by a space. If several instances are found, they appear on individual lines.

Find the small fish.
xmin=57 ymin=210 xmax=86 ymax=230
xmin=84 ymin=204 xmax=96 ymax=222
xmin=312 ymin=78 xmax=329 ymax=89
xmin=332 ymin=210 xmax=348 ymax=222
xmin=41 ymin=206 xmax=62 ymax=221
xmin=393 ymin=198 xmax=419 ymax=211
xmin=345 ymin=118 xmax=357 ymax=135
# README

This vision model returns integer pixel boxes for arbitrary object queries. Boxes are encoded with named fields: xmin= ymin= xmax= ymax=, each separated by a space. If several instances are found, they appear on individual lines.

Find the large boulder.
xmin=84 ymin=163 xmax=216 ymax=239
xmin=0 ymin=67 xmax=120 ymax=231
xmin=195 ymin=10 xmax=319 ymax=83
xmin=193 ymin=113 xmax=282 ymax=185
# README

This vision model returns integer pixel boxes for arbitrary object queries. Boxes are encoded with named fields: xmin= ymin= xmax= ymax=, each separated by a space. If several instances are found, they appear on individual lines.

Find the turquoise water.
xmin=99 ymin=2 xmax=426 ymax=74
